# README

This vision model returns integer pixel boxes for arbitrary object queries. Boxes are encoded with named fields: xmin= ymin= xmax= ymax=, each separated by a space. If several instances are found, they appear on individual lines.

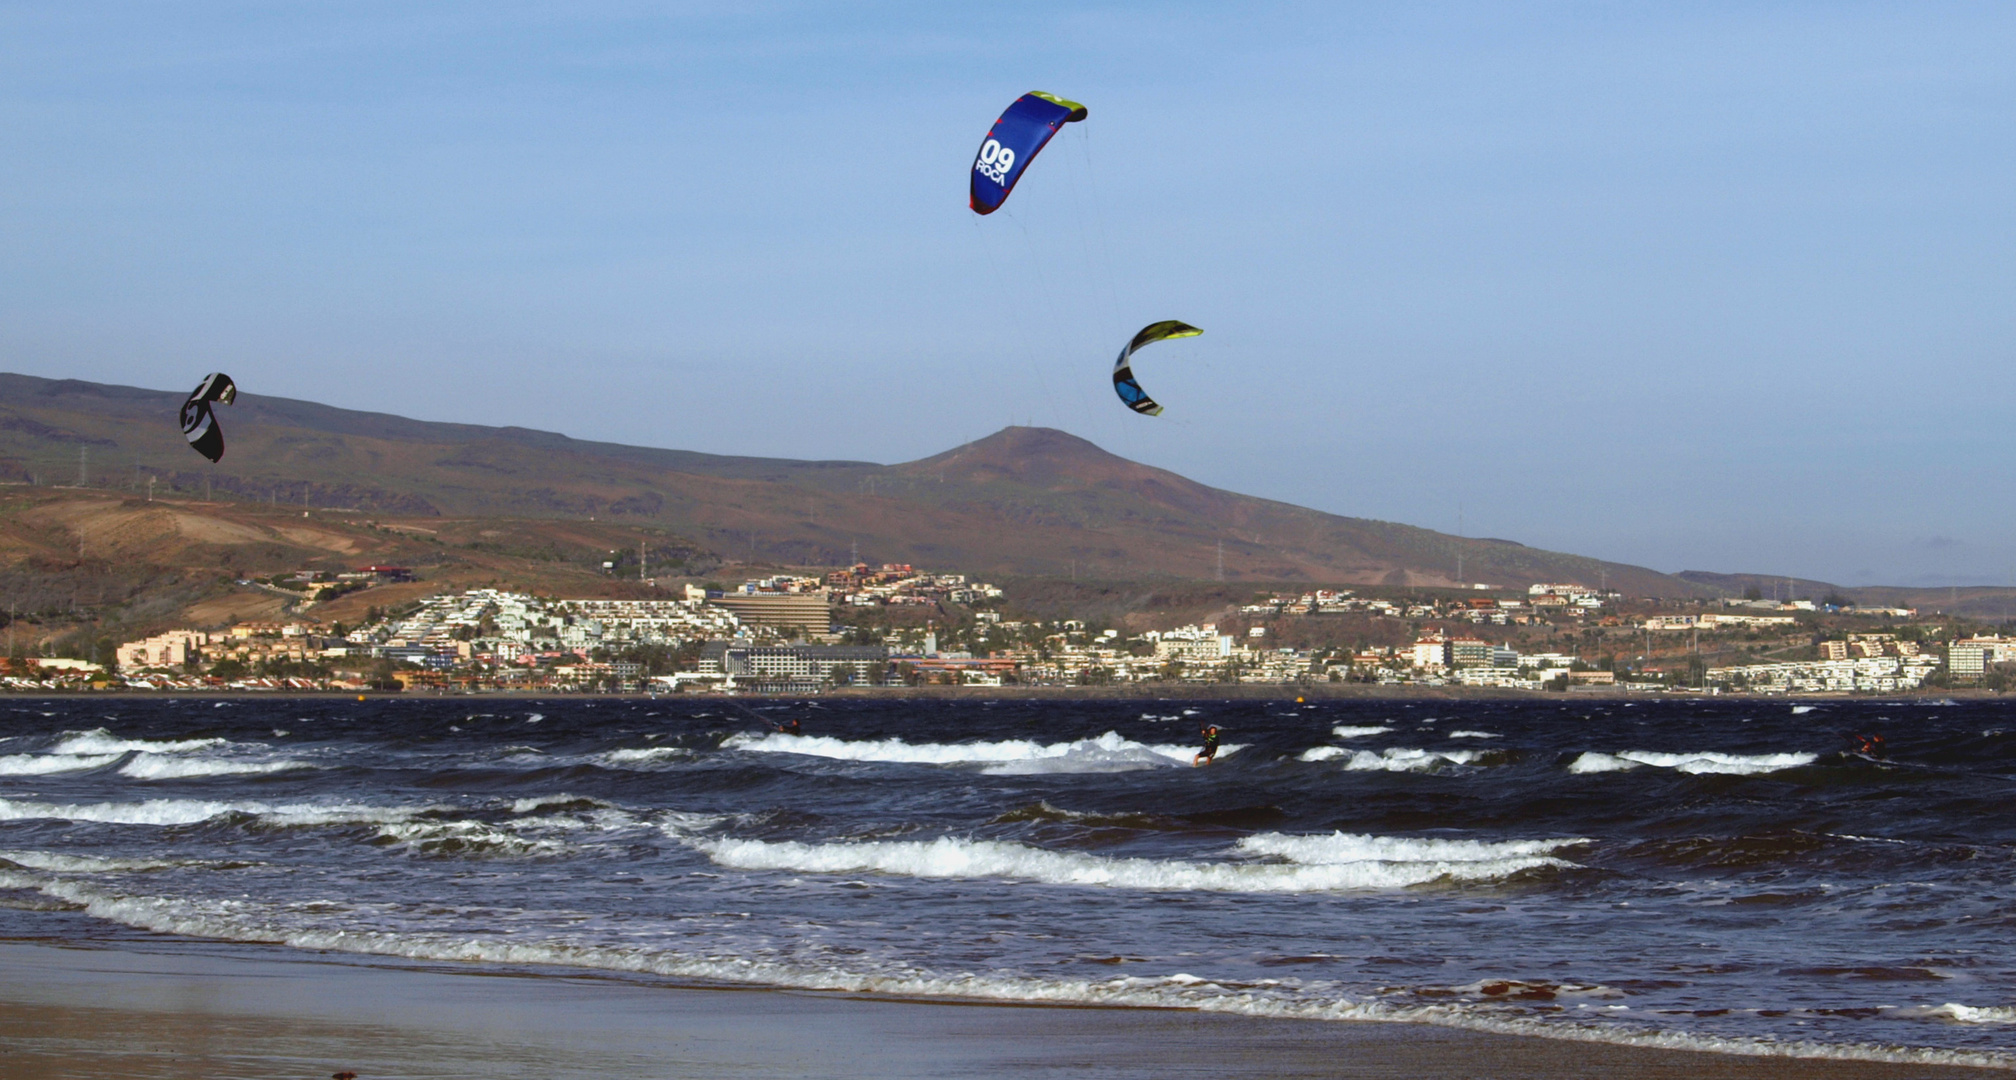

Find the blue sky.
xmin=3 ymin=3 xmax=2012 ymax=586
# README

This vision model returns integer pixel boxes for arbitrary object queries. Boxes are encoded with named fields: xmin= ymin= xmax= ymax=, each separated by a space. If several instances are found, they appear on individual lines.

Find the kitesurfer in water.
xmin=1193 ymin=724 xmax=1221 ymax=767
xmin=1853 ymin=732 xmax=1886 ymax=758
xmin=774 ymin=717 xmax=802 ymax=737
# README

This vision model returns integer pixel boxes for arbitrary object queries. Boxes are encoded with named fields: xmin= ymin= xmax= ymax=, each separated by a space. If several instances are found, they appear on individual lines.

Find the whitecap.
xmin=373 ymin=820 xmax=568 ymax=858
xmin=50 ymin=729 xmax=226 ymax=755
xmin=0 ymin=796 xmax=426 ymax=828
xmin=1237 ymin=831 xmax=1586 ymax=866
xmin=1331 ymin=725 xmax=1394 ymax=738
xmin=1300 ymin=747 xmax=1484 ymax=772
xmin=597 ymin=747 xmax=691 ymax=767
xmin=1567 ymin=750 xmax=1816 ymax=776
xmin=0 ymin=850 xmax=191 ymax=873
xmin=0 ymin=752 xmax=123 ymax=776
xmin=1929 ymin=1003 xmax=2016 ymax=1024
xmin=687 ymin=833 xmax=1573 ymax=893
xmin=724 ymin=731 xmax=1224 ymax=773
xmin=509 ymin=794 xmax=616 ymax=815
xmin=116 ymin=755 xmax=314 ymax=780
xmin=1447 ymin=731 xmax=1499 ymax=740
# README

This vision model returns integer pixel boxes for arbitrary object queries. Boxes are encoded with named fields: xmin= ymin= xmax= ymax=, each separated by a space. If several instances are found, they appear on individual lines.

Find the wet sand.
xmin=0 ymin=941 xmax=2004 ymax=1079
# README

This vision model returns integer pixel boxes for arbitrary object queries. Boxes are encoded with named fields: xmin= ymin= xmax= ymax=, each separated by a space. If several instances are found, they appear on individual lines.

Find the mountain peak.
xmin=899 ymin=426 xmax=1148 ymax=487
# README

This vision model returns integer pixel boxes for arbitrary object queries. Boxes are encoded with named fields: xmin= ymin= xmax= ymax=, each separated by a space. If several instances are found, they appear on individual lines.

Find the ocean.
xmin=0 ymin=695 xmax=2010 ymax=1067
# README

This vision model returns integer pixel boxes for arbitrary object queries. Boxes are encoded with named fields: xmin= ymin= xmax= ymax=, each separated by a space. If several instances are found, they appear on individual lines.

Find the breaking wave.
xmin=0 ymin=796 xmax=426 ymax=828
xmin=1568 ymin=751 xmax=1817 ymax=776
xmin=1930 ymin=1003 xmax=2016 ymax=1024
xmin=1299 ymin=747 xmax=1486 ymax=772
xmin=1236 ymin=832 xmax=1586 ymax=866
xmin=50 ymin=730 xmax=227 ymax=755
xmin=1330 ymin=725 xmax=1394 ymax=738
xmin=116 ymin=756 xmax=313 ymax=780
xmin=723 ymin=731 xmax=1227 ymax=773
xmin=595 ymin=747 xmax=691 ymax=768
xmin=0 ymin=752 xmax=123 ymax=776
xmin=685 ymin=831 xmax=1572 ymax=893
xmin=0 ymin=869 xmax=2003 ymax=1069
xmin=371 ymin=820 xmax=569 ymax=858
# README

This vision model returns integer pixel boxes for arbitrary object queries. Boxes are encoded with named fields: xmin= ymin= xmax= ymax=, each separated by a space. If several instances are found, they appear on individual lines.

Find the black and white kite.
xmin=179 ymin=372 xmax=237 ymax=462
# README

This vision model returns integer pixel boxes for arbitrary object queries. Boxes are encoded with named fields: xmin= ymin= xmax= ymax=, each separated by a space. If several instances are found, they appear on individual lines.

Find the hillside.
xmin=1677 ymin=570 xmax=2016 ymax=621
xmin=0 ymin=373 xmax=1704 ymax=595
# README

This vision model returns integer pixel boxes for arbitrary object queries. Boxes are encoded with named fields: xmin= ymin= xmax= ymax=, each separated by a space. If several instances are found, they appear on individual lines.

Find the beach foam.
xmin=0 ymin=870 xmax=2004 ymax=1070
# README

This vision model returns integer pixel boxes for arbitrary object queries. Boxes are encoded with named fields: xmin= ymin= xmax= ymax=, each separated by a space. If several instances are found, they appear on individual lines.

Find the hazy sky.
xmin=4 ymin=3 xmax=2012 ymax=586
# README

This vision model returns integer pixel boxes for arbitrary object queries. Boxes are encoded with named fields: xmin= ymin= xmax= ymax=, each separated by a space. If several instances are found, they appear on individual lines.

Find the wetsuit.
xmin=778 ymin=720 xmax=801 ymax=736
xmin=1196 ymin=728 xmax=1220 ymax=765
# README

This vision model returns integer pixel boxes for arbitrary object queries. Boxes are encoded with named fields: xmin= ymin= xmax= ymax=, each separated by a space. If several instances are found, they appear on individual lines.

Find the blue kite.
xmin=1112 ymin=321 xmax=1202 ymax=416
xmin=969 ymin=91 xmax=1087 ymax=215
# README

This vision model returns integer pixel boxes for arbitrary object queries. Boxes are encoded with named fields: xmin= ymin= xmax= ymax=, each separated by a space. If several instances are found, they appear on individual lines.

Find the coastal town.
xmin=6 ymin=560 xmax=2011 ymax=696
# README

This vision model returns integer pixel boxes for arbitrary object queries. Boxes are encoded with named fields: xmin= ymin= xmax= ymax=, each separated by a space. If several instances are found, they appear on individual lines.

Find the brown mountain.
xmin=0 ymin=373 xmax=1704 ymax=594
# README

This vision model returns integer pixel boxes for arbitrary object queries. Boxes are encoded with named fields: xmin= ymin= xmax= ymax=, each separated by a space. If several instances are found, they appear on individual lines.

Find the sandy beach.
xmin=0 ymin=941 xmax=2002 ymax=1080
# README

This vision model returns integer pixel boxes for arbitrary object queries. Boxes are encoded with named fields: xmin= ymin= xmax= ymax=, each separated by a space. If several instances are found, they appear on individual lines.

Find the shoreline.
xmin=0 ymin=685 xmax=2002 ymax=702
xmin=0 ymin=939 xmax=2005 ymax=1079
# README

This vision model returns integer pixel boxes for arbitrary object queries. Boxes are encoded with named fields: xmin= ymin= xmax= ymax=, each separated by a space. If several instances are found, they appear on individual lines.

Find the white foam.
xmin=1567 ymin=751 xmax=1817 ymax=776
xmin=1931 ymin=1003 xmax=2016 ymax=1024
xmin=1791 ymin=705 xmax=1819 ymax=714
xmin=1331 ymin=725 xmax=1394 ymax=738
xmin=1237 ymin=832 xmax=1587 ymax=866
xmin=49 ymin=729 xmax=226 ymax=755
xmin=1447 ymin=730 xmax=1499 ymax=740
xmin=116 ymin=755 xmax=312 ymax=780
xmin=724 ymin=730 xmax=1222 ymax=772
xmin=0 ymin=796 xmax=424 ymax=828
xmin=597 ymin=747 xmax=690 ymax=767
xmin=509 ymin=794 xmax=616 ymax=815
xmin=373 ymin=820 xmax=569 ymax=858
xmin=0 ymin=752 xmax=122 ymax=775
xmin=0 ymin=850 xmax=186 ymax=873
xmin=687 ymin=833 xmax=1568 ymax=892
xmin=0 ymin=871 xmax=2004 ymax=1071
xmin=1301 ymin=747 xmax=1484 ymax=772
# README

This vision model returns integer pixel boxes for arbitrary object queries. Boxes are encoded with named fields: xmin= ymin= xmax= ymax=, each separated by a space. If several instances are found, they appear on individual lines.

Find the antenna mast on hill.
xmin=640 ymin=541 xmax=647 ymax=583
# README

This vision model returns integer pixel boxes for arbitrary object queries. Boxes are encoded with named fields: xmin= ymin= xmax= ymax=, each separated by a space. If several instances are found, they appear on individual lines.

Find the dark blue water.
xmin=1 ymin=695 xmax=2012 ymax=1065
